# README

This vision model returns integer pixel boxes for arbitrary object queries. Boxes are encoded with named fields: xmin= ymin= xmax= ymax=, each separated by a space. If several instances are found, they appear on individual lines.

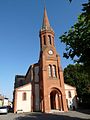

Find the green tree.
xmin=60 ymin=0 xmax=90 ymax=77
xmin=64 ymin=64 xmax=90 ymax=108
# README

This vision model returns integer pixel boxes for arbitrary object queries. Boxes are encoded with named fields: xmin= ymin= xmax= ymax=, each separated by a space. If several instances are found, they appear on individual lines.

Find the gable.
xmin=64 ymin=83 xmax=76 ymax=90
xmin=16 ymin=83 xmax=32 ymax=91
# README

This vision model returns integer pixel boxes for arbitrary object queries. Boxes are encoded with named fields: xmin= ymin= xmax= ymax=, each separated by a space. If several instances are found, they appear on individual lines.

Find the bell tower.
xmin=39 ymin=7 xmax=68 ymax=112
xmin=39 ymin=7 xmax=55 ymax=51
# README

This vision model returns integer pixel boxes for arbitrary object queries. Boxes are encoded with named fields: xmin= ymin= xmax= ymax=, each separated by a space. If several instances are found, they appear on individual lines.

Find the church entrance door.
xmin=50 ymin=89 xmax=62 ymax=110
xmin=50 ymin=91 xmax=56 ymax=109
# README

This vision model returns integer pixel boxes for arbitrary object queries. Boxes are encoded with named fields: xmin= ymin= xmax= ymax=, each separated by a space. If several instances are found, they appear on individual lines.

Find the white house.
xmin=3 ymin=98 xmax=9 ymax=106
xmin=14 ymin=83 xmax=32 ymax=113
xmin=0 ymin=95 xmax=4 ymax=107
xmin=64 ymin=84 xmax=77 ymax=110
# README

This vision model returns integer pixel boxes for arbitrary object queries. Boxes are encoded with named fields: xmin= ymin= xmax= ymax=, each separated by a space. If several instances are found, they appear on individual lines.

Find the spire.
xmin=40 ymin=7 xmax=54 ymax=33
xmin=42 ymin=7 xmax=50 ymax=29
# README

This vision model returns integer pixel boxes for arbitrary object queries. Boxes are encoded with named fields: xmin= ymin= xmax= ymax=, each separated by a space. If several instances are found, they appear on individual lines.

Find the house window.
xmin=43 ymin=35 xmax=46 ymax=45
xmin=48 ymin=65 xmax=52 ymax=77
xmin=52 ymin=65 xmax=57 ymax=78
xmin=48 ymin=35 xmax=52 ymax=45
xmin=22 ymin=92 xmax=27 ymax=101
xmin=68 ymin=91 xmax=72 ymax=98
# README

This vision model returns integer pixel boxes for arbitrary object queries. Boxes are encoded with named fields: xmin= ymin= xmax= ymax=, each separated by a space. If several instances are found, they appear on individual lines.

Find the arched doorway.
xmin=50 ymin=91 xmax=56 ymax=109
xmin=50 ymin=89 xmax=63 ymax=110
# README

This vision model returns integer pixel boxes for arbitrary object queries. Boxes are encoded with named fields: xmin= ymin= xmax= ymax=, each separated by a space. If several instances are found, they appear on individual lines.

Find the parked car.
xmin=0 ymin=106 xmax=8 ymax=114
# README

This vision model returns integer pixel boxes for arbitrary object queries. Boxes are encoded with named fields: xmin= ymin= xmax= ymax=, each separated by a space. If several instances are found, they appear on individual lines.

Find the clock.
xmin=48 ymin=50 xmax=53 ymax=55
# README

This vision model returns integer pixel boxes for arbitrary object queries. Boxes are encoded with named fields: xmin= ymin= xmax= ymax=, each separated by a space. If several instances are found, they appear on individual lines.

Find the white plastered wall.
xmin=16 ymin=83 xmax=32 ymax=112
xmin=64 ymin=84 xmax=77 ymax=110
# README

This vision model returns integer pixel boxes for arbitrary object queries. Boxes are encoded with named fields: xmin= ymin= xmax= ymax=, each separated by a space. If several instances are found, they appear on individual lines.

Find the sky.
xmin=0 ymin=0 xmax=88 ymax=100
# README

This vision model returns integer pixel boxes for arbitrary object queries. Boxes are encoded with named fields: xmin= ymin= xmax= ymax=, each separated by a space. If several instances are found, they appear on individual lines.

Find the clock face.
xmin=48 ymin=50 xmax=53 ymax=55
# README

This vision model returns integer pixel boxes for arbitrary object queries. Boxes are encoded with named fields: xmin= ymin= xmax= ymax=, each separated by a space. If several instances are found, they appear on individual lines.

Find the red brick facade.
xmin=13 ymin=7 xmax=68 ymax=113
xmin=38 ymin=7 xmax=68 ymax=112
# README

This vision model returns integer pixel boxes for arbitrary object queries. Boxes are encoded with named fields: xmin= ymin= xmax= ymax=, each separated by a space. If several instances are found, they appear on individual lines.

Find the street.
xmin=0 ymin=111 xmax=90 ymax=120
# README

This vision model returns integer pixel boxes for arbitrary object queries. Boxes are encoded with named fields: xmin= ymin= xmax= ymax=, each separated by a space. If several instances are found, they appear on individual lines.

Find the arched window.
xmin=48 ymin=65 xmax=52 ymax=77
xmin=22 ymin=92 xmax=27 ymax=101
xmin=48 ymin=35 xmax=52 ymax=45
xmin=52 ymin=37 xmax=54 ymax=46
xmin=52 ymin=65 xmax=57 ymax=78
xmin=68 ymin=91 xmax=72 ymax=98
xmin=43 ymin=35 xmax=46 ymax=45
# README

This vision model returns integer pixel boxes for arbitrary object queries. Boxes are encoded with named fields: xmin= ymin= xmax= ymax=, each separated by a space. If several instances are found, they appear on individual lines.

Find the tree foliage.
xmin=60 ymin=0 xmax=90 ymax=77
xmin=64 ymin=64 xmax=90 ymax=108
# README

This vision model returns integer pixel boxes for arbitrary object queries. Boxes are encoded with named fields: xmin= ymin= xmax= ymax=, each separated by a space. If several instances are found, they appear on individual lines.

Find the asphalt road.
xmin=0 ymin=110 xmax=90 ymax=120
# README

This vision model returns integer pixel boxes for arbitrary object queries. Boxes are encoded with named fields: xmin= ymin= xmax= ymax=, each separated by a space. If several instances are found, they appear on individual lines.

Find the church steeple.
xmin=40 ymin=7 xmax=54 ymax=32
xmin=39 ymin=7 xmax=68 ymax=113
xmin=39 ymin=7 xmax=55 ymax=51
xmin=42 ymin=7 xmax=50 ymax=29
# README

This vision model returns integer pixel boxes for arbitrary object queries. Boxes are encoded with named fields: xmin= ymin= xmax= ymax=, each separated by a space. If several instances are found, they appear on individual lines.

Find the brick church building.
xmin=13 ymin=8 xmax=77 ymax=113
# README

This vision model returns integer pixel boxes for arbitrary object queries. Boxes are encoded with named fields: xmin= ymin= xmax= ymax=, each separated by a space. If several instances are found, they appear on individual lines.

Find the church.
xmin=13 ymin=8 xmax=77 ymax=113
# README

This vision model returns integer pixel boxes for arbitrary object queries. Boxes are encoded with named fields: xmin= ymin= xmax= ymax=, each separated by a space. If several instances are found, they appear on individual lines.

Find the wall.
xmin=64 ymin=84 xmax=77 ymax=110
xmin=3 ymin=98 xmax=8 ymax=106
xmin=34 ymin=66 xmax=40 ymax=111
xmin=0 ymin=100 xmax=3 ymax=107
xmin=16 ymin=83 xmax=32 ymax=113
